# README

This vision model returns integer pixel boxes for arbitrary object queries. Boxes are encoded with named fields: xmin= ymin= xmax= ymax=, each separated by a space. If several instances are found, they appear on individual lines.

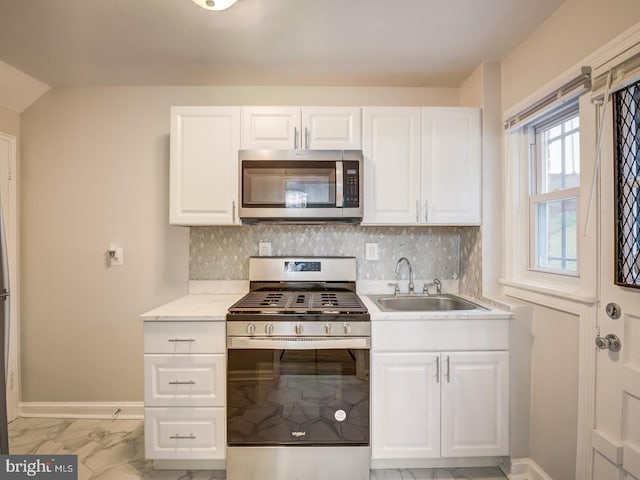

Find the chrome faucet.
xmin=394 ymin=257 xmax=415 ymax=294
xmin=422 ymin=278 xmax=442 ymax=296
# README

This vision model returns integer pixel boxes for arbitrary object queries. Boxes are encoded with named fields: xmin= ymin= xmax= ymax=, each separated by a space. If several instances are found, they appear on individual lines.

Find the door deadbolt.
xmin=605 ymin=302 xmax=621 ymax=319
xmin=595 ymin=333 xmax=622 ymax=352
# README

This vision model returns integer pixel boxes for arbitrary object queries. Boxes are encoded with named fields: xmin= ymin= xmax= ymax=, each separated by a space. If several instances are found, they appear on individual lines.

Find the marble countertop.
xmin=140 ymin=294 xmax=245 ymax=321
xmin=141 ymin=291 xmax=511 ymax=322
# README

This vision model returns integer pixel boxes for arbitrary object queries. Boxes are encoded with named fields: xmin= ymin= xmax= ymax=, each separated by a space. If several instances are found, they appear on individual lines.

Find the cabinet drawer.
xmin=144 ymin=407 xmax=225 ymax=460
xmin=145 ymin=354 xmax=225 ymax=407
xmin=144 ymin=322 xmax=225 ymax=353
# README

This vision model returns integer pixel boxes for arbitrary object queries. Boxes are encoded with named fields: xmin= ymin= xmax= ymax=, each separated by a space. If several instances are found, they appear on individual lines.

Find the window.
xmin=613 ymin=79 xmax=640 ymax=288
xmin=529 ymin=107 xmax=580 ymax=274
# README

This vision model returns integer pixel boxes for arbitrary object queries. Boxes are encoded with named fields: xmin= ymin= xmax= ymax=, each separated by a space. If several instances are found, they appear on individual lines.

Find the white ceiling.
xmin=0 ymin=0 xmax=565 ymax=89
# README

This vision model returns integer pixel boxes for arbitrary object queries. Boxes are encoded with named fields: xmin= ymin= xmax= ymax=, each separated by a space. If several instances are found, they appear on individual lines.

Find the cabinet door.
xmin=362 ymin=107 xmax=421 ymax=224
xmin=302 ymin=106 xmax=362 ymax=150
xmin=421 ymin=107 xmax=481 ymax=225
xmin=170 ymin=106 xmax=240 ymax=225
xmin=241 ymin=106 xmax=301 ymax=149
xmin=371 ymin=352 xmax=440 ymax=459
xmin=440 ymin=351 xmax=509 ymax=457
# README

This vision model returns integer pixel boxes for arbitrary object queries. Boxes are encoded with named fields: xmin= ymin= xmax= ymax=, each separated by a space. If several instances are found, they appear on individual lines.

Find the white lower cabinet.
xmin=372 ymin=350 xmax=508 ymax=461
xmin=372 ymin=353 xmax=441 ymax=459
xmin=371 ymin=319 xmax=509 ymax=464
xmin=143 ymin=321 xmax=226 ymax=461
xmin=440 ymin=351 xmax=509 ymax=458
xmin=144 ymin=407 xmax=226 ymax=460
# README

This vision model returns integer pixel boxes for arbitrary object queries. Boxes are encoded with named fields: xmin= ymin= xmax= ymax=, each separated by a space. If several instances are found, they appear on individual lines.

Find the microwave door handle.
xmin=335 ymin=161 xmax=344 ymax=207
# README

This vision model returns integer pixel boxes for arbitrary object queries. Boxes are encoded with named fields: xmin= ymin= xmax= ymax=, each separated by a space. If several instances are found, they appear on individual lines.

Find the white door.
xmin=591 ymin=81 xmax=640 ymax=480
xmin=440 ymin=351 xmax=509 ymax=458
xmin=0 ymin=132 xmax=17 ymax=422
xmin=240 ymin=106 xmax=300 ymax=149
xmin=371 ymin=352 xmax=440 ymax=459
xmin=302 ymin=107 xmax=362 ymax=150
xmin=421 ymin=107 xmax=482 ymax=225
xmin=361 ymin=107 xmax=421 ymax=225
xmin=169 ymin=106 xmax=241 ymax=226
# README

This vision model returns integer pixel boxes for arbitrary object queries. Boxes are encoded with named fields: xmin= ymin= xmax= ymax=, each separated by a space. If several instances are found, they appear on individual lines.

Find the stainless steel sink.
xmin=369 ymin=294 xmax=487 ymax=312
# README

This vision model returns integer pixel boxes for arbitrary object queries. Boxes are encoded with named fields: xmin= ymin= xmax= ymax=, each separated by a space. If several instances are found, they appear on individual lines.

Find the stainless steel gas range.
xmin=226 ymin=257 xmax=370 ymax=480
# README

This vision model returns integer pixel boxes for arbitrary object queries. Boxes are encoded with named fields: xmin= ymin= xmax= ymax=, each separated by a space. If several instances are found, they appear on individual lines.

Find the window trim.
xmin=527 ymin=104 xmax=581 ymax=276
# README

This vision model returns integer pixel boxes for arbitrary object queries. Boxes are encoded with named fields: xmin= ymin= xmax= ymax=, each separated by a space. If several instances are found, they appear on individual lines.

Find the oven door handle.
xmin=227 ymin=336 xmax=370 ymax=350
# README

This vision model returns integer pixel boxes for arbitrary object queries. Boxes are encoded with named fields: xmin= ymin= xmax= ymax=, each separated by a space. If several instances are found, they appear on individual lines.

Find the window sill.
xmin=499 ymin=278 xmax=597 ymax=306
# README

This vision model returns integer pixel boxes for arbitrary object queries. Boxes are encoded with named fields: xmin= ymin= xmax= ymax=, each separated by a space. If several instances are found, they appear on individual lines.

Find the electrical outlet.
xmin=365 ymin=242 xmax=379 ymax=261
xmin=258 ymin=241 xmax=272 ymax=256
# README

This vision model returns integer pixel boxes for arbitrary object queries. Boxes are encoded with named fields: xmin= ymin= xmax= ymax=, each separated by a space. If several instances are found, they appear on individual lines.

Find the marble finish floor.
xmin=8 ymin=417 xmax=507 ymax=480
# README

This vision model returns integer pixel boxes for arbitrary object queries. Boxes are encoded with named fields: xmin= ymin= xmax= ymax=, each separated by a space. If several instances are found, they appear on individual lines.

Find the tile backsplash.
xmin=191 ymin=225 xmax=482 ymax=295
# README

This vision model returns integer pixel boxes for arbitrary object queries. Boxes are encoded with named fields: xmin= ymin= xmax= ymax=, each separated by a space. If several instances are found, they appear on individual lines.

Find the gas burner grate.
xmin=310 ymin=292 xmax=366 ymax=311
xmin=228 ymin=290 xmax=367 ymax=314
xmin=230 ymin=292 xmax=290 ymax=310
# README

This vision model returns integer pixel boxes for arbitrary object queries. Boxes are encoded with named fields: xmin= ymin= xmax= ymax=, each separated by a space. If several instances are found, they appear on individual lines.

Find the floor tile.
xmin=8 ymin=418 xmax=507 ymax=480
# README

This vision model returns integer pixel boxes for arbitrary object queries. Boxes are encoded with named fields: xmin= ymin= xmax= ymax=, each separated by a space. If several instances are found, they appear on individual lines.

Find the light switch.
xmin=108 ymin=244 xmax=124 ymax=266
xmin=365 ymin=242 xmax=379 ymax=261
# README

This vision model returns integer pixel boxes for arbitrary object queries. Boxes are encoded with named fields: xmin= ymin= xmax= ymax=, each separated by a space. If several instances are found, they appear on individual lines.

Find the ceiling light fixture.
xmin=191 ymin=0 xmax=239 ymax=11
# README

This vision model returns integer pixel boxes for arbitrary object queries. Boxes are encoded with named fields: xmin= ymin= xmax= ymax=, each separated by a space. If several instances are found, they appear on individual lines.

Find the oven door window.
xmin=242 ymin=161 xmax=336 ymax=208
xmin=227 ymin=348 xmax=369 ymax=446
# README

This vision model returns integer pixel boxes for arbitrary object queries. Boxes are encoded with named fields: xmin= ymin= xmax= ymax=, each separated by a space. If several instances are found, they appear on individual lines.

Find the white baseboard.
xmin=19 ymin=402 xmax=144 ymax=420
xmin=509 ymin=458 xmax=553 ymax=480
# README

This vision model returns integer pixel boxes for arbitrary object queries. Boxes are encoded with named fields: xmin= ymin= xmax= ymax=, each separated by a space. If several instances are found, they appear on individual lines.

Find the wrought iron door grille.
xmin=613 ymin=79 xmax=640 ymax=288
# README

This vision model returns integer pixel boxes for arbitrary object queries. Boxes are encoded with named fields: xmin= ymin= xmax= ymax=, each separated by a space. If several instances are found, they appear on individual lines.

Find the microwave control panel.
xmin=343 ymin=161 xmax=360 ymax=208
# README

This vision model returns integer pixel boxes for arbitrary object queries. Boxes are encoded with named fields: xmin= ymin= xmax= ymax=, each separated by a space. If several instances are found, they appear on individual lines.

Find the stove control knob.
xmin=246 ymin=323 xmax=256 ymax=335
xmin=342 ymin=323 xmax=351 ymax=335
xmin=265 ymin=323 xmax=275 ymax=336
xmin=295 ymin=323 xmax=304 ymax=335
xmin=324 ymin=323 xmax=332 ymax=335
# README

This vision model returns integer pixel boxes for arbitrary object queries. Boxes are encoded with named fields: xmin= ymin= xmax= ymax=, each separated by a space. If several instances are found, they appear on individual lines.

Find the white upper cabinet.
xmin=301 ymin=106 xmax=362 ymax=149
xmin=422 ymin=107 xmax=481 ymax=225
xmin=362 ymin=107 xmax=422 ymax=224
xmin=170 ymin=106 xmax=241 ymax=226
xmin=362 ymin=106 xmax=481 ymax=226
xmin=241 ymin=106 xmax=361 ymax=150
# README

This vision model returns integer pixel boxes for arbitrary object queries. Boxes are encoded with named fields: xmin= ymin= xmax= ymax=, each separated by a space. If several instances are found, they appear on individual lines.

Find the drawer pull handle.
xmin=168 ymin=338 xmax=195 ymax=343
xmin=169 ymin=434 xmax=196 ymax=440
xmin=168 ymin=380 xmax=196 ymax=385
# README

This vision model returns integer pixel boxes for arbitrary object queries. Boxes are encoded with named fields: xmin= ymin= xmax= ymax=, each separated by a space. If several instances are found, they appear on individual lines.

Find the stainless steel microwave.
xmin=238 ymin=149 xmax=363 ymax=223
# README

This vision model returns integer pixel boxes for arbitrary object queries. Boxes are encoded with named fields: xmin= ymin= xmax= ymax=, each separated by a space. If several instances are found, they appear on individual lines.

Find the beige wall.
xmin=501 ymin=0 xmax=640 ymax=111
xmin=0 ymin=105 xmax=19 ymax=137
xmin=20 ymin=85 xmax=459 ymax=402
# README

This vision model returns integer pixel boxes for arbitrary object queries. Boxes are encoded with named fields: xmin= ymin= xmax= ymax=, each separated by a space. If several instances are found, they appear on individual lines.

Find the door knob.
xmin=595 ymin=333 xmax=622 ymax=352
